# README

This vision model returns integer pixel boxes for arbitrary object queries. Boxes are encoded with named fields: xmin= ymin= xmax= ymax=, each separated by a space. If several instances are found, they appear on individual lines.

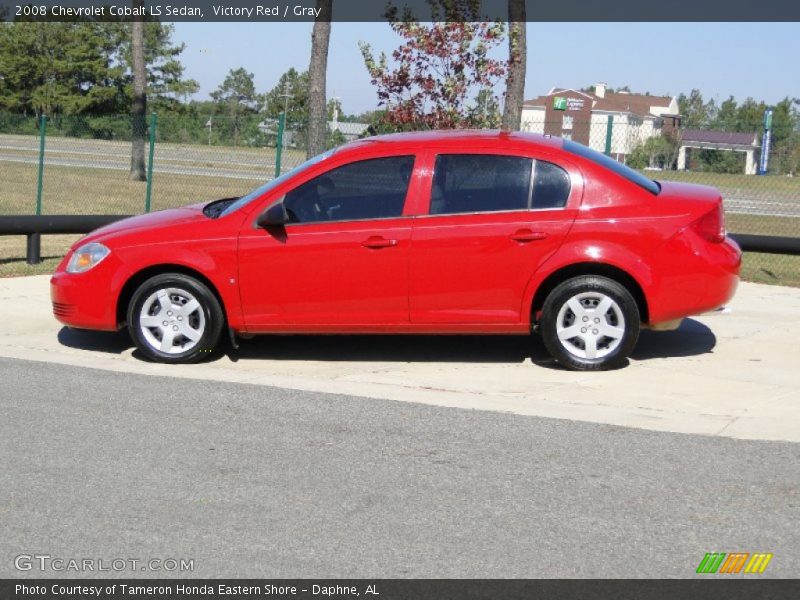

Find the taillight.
xmin=693 ymin=203 xmax=726 ymax=243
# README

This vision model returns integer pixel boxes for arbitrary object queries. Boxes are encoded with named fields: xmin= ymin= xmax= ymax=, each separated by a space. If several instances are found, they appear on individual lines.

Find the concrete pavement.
xmin=0 ymin=275 xmax=798 ymax=442
xmin=2 ymin=356 xmax=799 ymax=578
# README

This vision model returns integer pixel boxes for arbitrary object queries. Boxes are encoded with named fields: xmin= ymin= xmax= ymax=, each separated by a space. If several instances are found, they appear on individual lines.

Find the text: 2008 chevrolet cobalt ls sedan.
xmin=51 ymin=131 xmax=741 ymax=370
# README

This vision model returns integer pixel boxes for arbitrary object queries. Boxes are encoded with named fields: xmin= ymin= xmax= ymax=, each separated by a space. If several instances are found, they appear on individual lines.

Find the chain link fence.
xmin=0 ymin=112 xmax=309 ymax=216
xmin=1 ymin=112 xmax=798 ymax=282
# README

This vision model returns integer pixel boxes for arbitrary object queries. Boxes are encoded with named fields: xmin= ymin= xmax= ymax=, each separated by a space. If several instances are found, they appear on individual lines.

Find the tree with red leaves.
xmin=360 ymin=1 xmax=507 ymax=131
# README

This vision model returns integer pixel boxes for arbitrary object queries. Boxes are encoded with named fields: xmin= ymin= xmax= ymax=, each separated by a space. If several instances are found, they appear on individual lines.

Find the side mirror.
xmin=257 ymin=201 xmax=289 ymax=227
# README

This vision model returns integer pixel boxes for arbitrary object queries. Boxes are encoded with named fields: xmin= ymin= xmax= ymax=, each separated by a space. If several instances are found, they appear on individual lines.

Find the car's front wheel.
xmin=127 ymin=273 xmax=224 ymax=364
xmin=540 ymin=275 xmax=640 ymax=371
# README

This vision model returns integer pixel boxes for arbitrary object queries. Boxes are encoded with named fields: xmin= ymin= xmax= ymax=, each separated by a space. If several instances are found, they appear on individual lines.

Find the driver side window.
xmin=283 ymin=155 xmax=415 ymax=224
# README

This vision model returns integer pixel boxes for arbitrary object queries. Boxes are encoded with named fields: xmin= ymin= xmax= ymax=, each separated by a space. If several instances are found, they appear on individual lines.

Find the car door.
xmin=409 ymin=151 xmax=580 ymax=326
xmin=237 ymin=154 xmax=417 ymax=330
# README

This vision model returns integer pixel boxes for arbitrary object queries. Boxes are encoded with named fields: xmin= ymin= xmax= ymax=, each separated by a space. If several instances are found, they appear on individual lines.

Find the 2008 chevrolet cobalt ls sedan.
xmin=51 ymin=131 xmax=740 ymax=370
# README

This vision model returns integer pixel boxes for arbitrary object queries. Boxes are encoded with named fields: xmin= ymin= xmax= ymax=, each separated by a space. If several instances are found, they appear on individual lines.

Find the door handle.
xmin=510 ymin=229 xmax=548 ymax=243
xmin=361 ymin=236 xmax=398 ymax=249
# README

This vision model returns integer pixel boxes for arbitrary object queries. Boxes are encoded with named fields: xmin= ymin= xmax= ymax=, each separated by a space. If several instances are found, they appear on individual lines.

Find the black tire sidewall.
xmin=540 ymin=276 xmax=640 ymax=371
xmin=127 ymin=273 xmax=224 ymax=364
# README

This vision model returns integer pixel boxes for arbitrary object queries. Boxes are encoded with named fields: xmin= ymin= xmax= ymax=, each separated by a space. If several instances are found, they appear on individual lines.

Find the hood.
xmin=78 ymin=203 xmax=208 ymax=247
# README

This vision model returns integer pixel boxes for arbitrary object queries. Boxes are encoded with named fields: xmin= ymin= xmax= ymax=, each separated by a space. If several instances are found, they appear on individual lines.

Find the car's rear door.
xmin=409 ymin=151 xmax=581 ymax=327
xmin=237 ymin=154 xmax=419 ymax=330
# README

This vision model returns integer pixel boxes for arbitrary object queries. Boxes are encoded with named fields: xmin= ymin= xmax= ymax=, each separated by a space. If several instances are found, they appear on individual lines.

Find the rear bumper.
xmin=648 ymin=235 xmax=741 ymax=325
xmin=50 ymin=256 xmax=122 ymax=331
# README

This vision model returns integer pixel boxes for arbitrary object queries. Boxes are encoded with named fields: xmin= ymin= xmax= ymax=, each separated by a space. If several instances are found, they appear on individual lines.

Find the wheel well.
xmin=116 ymin=264 xmax=227 ymax=328
xmin=530 ymin=263 xmax=649 ymax=325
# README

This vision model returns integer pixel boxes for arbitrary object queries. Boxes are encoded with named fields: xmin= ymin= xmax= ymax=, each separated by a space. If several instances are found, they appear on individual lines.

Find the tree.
xmin=0 ymin=20 xmax=195 ymax=118
xmin=628 ymin=136 xmax=677 ymax=170
xmin=711 ymin=96 xmax=738 ymax=131
xmin=129 ymin=1 xmax=147 ymax=181
xmin=210 ymin=67 xmax=259 ymax=146
xmin=307 ymin=0 xmax=333 ymax=158
xmin=677 ymin=89 xmax=711 ymax=129
xmin=501 ymin=0 xmax=526 ymax=131
xmin=327 ymin=97 xmax=343 ymax=121
xmin=262 ymin=68 xmax=309 ymax=123
xmin=111 ymin=21 xmax=199 ymax=112
xmin=360 ymin=1 xmax=507 ymax=131
xmin=0 ymin=22 xmax=123 ymax=116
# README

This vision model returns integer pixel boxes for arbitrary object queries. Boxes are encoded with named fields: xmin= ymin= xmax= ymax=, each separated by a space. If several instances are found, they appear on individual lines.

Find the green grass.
xmin=727 ymin=213 xmax=800 ymax=237
xmin=0 ymin=234 xmax=81 ymax=278
xmin=2 ymin=161 xmax=262 ymax=215
xmin=649 ymin=169 xmax=800 ymax=197
xmin=740 ymin=252 xmax=800 ymax=287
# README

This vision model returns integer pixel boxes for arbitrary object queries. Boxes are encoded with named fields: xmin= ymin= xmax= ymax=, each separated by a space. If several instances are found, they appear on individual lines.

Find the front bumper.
xmin=50 ymin=254 xmax=123 ymax=331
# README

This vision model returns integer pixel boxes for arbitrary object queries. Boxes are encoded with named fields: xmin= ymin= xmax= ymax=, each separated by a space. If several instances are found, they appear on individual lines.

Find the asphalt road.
xmin=1 ymin=356 xmax=798 ymax=578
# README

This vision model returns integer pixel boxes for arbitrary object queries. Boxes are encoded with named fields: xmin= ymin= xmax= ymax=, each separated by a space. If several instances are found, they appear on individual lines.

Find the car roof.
xmin=342 ymin=129 xmax=565 ymax=154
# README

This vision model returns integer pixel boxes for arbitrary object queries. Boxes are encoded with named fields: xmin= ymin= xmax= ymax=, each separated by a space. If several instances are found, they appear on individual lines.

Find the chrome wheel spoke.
xmin=180 ymin=323 xmax=202 ymax=342
xmin=557 ymin=324 xmax=583 ymax=341
xmin=600 ymin=323 xmax=625 ymax=339
xmin=583 ymin=335 xmax=598 ymax=359
xmin=156 ymin=289 xmax=171 ymax=311
xmin=159 ymin=329 xmax=176 ymax=352
xmin=567 ymin=297 xmax=585 ymax=319
xmin=595 ymin=296 xmax=613 ymax=317
xmin=140 ymin=315 xmax=163 ymax=328
xmin=180 ymin=298 xmax=200 ymax=316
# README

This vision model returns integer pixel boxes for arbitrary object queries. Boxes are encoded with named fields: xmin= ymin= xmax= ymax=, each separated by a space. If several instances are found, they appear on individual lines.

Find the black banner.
xmin=2 ymin=0 xmax=800 ymax=22
xmin=2 ymin=580 xmax=800 ymax=600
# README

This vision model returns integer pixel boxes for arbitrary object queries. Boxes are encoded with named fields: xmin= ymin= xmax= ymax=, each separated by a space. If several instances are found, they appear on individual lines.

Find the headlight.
xmin=66 ymin=242 xmax=111 ymax=273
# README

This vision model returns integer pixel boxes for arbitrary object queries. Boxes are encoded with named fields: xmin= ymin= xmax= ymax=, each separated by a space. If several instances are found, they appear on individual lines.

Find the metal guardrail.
xmin=0 ymin=215 xmax=132 ymax=264
xmin=1 ymin=215 xmax=799 ymax=266
xmin=729 ymin=234 xmax=800 ymax=256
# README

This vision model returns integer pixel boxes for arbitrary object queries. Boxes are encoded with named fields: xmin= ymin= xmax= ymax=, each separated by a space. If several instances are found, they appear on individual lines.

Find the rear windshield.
xmin=563 ymin=140 xmax=660 ymax=195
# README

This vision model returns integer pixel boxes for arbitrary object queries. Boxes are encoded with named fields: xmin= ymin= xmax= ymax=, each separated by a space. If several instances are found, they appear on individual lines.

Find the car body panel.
xmin=50 ymin=130 xmax=740 ymax=340
xmin=407 ymin=148 xmax=582 ymax=325
xmin=237 ymin=218 xmax=413 ymax=328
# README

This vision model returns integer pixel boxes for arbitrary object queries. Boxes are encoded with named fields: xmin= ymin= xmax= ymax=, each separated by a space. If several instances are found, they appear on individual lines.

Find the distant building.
xmin=328 ymin=118 xmax=370 ymax=143
xmin=677 ymin=129 xmax=760 ymax=175
xmin=521 ymin=83 xmax=680 ymax=160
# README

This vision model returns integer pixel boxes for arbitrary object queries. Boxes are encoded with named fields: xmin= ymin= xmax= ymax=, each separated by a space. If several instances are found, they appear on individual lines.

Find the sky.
xmin=172 ymin=22 xmax=799 ymax=115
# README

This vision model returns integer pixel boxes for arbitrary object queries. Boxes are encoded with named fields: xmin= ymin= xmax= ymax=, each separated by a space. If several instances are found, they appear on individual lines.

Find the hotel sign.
xmin=553 ymin=96 xmax=585 ymax=111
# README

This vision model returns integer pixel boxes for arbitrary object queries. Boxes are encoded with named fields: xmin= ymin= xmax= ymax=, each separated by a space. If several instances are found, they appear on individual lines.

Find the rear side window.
xmin=531 ymin=161 xmax=571 ymax=209
xmin=284 ymin=155 xmax=414 ymax=223
xmin=431 ymin=155 xmax=532 ymax=215
xmin=430 ymin=154 xmax=571 ymax=215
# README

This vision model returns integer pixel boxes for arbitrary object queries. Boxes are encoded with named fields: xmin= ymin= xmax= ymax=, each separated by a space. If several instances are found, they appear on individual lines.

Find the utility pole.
xmin=275 ymin=81 xmax=292 ymax=178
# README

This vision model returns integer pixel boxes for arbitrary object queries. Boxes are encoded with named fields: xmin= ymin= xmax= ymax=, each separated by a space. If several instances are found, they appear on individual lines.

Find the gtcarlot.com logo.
xmin=14 ymin=554 xmax=194 ymax=573
xmin=696 ymin=552 xmax=772 ymax=574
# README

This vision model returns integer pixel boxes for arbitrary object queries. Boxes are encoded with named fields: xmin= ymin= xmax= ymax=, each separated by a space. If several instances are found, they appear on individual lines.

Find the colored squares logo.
xmin=696 ymin=552 xmax=773 ymax=574
xmin=553 ymin=97 xmax=567 ymax=111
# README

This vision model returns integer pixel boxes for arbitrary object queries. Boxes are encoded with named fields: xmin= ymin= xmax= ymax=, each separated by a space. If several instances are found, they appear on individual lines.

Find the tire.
xmin=539 ymin=275 xmax=640 ymax=371
xmin=127 ymin=273 xmax=224 ymax=364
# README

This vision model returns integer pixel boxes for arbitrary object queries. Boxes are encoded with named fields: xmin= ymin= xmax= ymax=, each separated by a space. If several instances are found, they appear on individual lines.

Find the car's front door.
xmin=409 ymin=152 xmax=580 ymax=326
xmin=238 ymin=155 xmax=417 ymax=330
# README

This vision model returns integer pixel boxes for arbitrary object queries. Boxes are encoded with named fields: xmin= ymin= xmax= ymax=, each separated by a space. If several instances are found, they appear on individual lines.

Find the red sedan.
xmin=51 ymin=131 xmax=740 ymax=370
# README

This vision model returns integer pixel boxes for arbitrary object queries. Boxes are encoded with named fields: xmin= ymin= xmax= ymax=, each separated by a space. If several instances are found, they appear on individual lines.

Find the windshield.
xmin=218 ymin=149 xmax=336 ymax=217
xmin=563 ymin=140 xmax=660 ymax=195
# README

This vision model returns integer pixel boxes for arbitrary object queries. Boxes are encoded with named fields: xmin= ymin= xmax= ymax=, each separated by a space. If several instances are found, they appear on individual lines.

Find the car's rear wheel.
xmin=127 ymin=273 xmax=224 ymax=364
xmin=540 ymin=275 xmax=640 ymax=371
